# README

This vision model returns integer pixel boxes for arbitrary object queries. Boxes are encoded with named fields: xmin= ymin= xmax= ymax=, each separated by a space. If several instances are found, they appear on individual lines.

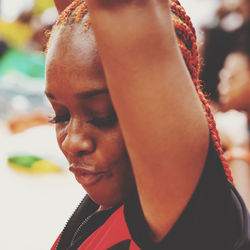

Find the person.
xmin=200 ymin=0 xmax=250 ymax=103
xmin=218 ymin=51 xmax=250 ymax=115
xmin=45 ymin=0 xmax=250 ymax=249
xmin=216 ymin=51 xmax=250 ymax=211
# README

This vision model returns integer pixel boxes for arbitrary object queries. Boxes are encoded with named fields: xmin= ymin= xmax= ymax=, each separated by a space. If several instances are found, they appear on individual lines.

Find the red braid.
xmin=49 ymin=0 xmax=233 ymax=183
xmin=171 ymin=1 xmax=197 ymax=39
xmin=170 ymin=1 xmax=233 ymax=183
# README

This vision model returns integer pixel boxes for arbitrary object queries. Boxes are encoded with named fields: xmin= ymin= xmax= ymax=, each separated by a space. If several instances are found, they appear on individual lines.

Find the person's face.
xmin=45 ymin=24 xmax=135 ymax=209
xmin=218 ymin=52 xmax=250 ymax=112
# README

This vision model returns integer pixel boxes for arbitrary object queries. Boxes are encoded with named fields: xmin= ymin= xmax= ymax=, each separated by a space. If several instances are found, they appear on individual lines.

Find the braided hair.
xmin=48 ymin=0 xmax=233 ymax=183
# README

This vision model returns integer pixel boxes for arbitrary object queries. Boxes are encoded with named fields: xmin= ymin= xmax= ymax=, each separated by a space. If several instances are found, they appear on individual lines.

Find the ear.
xmin=54 ymin=0 xmax=74 ymax=14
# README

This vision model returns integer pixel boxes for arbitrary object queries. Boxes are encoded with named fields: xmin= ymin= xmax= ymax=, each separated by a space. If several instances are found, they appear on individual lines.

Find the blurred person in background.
xmin=0 ymin=1 xmax=58 ymax=133
xmin=216 ymin=50 xmax=250 ymax=210
xmin=200 ymin=0 xmax=250 ymax=102
xmin=199 ymin=1 xmax=250 ymax=210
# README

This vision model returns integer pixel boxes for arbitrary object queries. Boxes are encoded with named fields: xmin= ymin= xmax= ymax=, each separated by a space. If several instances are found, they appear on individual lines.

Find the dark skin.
xmin=48 ymin=0 xmax=209 ymax=241
xmin=54 ymin=0 xmax=74 ymax=13
xmin=46 ymin=28 xmax=135 ymax=210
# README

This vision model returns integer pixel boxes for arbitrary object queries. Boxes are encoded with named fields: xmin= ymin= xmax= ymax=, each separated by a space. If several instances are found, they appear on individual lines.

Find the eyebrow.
xmin=45 ymin=91 xmax=55 ymax=99
xmin=75 ymin=88 xmax=109 ymax=99
xmin=45 ymin=88 xmax=109 ymax=100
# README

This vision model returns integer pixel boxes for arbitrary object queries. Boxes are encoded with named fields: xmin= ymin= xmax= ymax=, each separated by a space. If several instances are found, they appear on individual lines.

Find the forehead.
xmin=46 ymin=24 xmax=105 ymax=93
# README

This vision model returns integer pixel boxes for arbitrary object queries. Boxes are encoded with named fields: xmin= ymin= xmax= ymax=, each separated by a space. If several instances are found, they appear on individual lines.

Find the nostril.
xmin=61 ymin=132 xmax=95 ymax=157
xmin=75 ymin=139 xmax=96 ymax=157
xmin=76 ymin=151 xmax=85 ymax=157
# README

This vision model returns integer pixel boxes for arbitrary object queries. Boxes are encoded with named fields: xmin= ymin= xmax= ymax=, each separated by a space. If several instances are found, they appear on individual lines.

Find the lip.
xmin=69 ymin=165 xmax=107 ymax=187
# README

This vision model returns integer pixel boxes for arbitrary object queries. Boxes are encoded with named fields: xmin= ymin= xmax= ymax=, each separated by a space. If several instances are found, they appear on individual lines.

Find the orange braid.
xmin=56 ymin=0 xmax=86 ymax=25
xmin=171 ymin=1 xmax=197 ymax=39
xmin=170 ymin=1 xmax=233 ymax=183
xmin=49 ymin=0 xmax=233 ymax=183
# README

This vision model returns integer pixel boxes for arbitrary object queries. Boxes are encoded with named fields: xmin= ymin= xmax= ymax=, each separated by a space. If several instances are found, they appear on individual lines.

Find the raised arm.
xmin=86 ymin=0 xmax=209 ymax=240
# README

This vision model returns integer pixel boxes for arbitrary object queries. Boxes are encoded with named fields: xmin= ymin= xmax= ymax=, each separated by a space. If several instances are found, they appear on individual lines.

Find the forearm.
xmin=87 ymin=0 xmax=176 ymax=77
xmin=86 ymin=0 xmax=176 ymax=83
xmin=86 ymin=0 xmax=209 ymax=239
xmin=86 ymin=0 xmax=208 ymax=160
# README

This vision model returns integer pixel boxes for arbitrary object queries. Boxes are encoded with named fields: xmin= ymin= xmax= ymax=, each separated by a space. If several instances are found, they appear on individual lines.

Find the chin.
xmin=86 ymin=189 xmax=124 ymax=209
xmin=82 ymin=179 xmax=135 ymax=209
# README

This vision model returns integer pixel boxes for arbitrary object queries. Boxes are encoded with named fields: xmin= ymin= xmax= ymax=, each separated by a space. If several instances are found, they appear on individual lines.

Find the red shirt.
xmin=51 ymin=205 xmax=140 ymax=250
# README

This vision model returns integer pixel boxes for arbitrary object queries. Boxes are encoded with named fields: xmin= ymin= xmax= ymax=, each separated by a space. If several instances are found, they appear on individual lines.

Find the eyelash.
xmin=87 ymin=114 xmax=118 ymax=127
xmin=49 ymin=115 xmax=68 ymax=124
xmin=49 ymin=113 xmax=117 ymax=127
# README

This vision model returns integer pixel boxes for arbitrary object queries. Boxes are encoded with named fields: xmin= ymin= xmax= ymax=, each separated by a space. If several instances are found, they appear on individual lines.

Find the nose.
xmin=61 ymin=118 xmax=95 ymax=157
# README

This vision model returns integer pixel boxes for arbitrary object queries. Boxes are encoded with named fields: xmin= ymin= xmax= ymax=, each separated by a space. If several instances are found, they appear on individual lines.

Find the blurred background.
xmin=0 ymin=0 xmax=249 ymax=249
xmin=0 ymin=1 xmax=84 ymax=249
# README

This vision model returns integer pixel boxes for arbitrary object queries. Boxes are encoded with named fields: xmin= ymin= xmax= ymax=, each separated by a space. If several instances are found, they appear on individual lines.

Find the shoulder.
xmin=124 ymin=138 xmax=250 ymax=249
xmin=230 ymin=183 xmax=250 ymax=250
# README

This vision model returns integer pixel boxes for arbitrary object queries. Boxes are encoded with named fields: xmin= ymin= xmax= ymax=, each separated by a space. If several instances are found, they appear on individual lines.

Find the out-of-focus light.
xmin=181 ymin=0 xmax=220 ymax=30
xmin=1 ymin=0 xmax=34 ymax=23
xmin=11 ymin=95 xmax=30 ymax=112
xmin=220 ymin=12 xmax=244 ymax=32
xmin=40 ymin=7 xmax=58 ymax=26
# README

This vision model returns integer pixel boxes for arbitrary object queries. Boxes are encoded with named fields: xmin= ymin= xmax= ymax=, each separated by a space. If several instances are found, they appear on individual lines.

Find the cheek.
xmin=55 ymin=125 xmax=67 ymax=152
xmin=98 ymin=126 xmax=128 ymax=164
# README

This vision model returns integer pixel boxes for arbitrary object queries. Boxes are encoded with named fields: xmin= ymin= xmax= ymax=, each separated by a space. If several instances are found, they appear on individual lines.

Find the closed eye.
xmin=86 ymin=113 xmax=118 ymax=127
xmin=49 ymin=113 xmax=70 ymax=124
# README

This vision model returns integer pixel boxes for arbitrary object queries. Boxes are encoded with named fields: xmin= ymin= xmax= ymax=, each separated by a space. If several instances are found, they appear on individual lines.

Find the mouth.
xmin=69 ymin=165 xmax=107 ymax=187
